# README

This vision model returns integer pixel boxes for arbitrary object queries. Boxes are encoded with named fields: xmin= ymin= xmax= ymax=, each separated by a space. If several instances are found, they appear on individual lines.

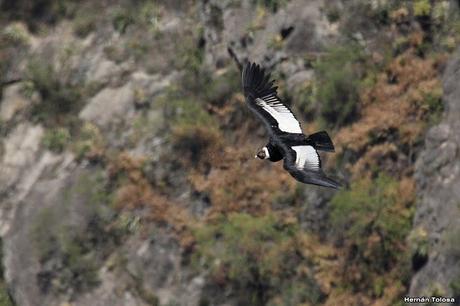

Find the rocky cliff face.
xmin=409 ymin=47 xmax=460 ymax=301
xmin=1 ymin=1 xmax=460 ymax=305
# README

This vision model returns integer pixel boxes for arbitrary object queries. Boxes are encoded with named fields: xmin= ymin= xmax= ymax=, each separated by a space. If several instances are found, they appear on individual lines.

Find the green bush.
xmin=251 ymin=0 xmax=288 ymax=13
xmin=110 ymin=0 xmax=158 ymax=34
xmin=72 ymin=122 xmax=104 ymax=160
xmin=313 ymin=44 xmax=366 ymax=128
xmin=0 ymin=284 xmax=14 ymax=306
xmin=42 ymin=127 xmax=71 ymax=153
xmin=1 ymin=23 xmax=30 ymax=46
xmin=30 ymin=173 xmax=120 ymax=297
xmin=194 ymin=213 xmax=322 ymax=305
xmin=162 ymin=94 xmax=216 ymax=129
xmin=330 ymin=174 xmax=412 ymax=290
xmin=289 ymin=81 xmax=316 ymax=123
xmin=161 ymin=81 xmax=222 ymax=166
xmin=177 ymin=31 xmax=209 ymax=94
xmin=111 ymin=8 xmax=135 ymax=34
xmin=422 ymin=87 xmax=444 ymax=125
xmin=0 ymin=239 xmax=16 ymax=306
xmin=26 ymin=58 xmax=83 ymax=123
xmin=204 ymin=68 xmax=240 ymax=106
xmin=414 ymin=0 xmax=431 ymax=17
xmin=325 ymin=5 xmax=341 ymax=23
xmin=0 ymin=24 xmax=30 ymax=87
xmin=31 ymin=207 xmax=100 ymax=295
xmin=73 ymin=11 xmax=97 ymax=38
xmin=408 ymin=226 xmax=429 ymax=263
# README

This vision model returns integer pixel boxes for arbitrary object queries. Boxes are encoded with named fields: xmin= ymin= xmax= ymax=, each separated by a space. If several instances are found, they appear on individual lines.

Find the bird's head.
xmin=255 ymin=147 xmax=270 ymax=160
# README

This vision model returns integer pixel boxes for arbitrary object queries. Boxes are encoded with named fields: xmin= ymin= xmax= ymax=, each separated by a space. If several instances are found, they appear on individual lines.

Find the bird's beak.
xmin=254 ymin=155 xmax=258 ymax=158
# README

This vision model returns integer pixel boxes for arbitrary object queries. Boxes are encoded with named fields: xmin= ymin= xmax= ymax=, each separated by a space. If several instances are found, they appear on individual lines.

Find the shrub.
xmin=330 ymin=174 xmax=412 ymax=293
xmin=289 ymin=80 xmax=316 ymax=123
xmin=1 ymin=23 xmax=30 ymax=46
xmin=163 ymin=95 xmax=216 ymax=128
xmin=408 ymin=226 xmax=429 ymax=271
xmin=26 ymin=58 xmax=83 ymax=124
xmin=267 ymin=280 xmax=324 ymax=306
xmin=31 ymin=173 xmax=118 ymax=297
xmin=42 ymin=127 xmax=71 ymax=153
xmin=194 ymin=213 xmax=322 ymax=305
xmin=0 ymin=23 xmax=30 ymax=87
xmin=171 ymin=125 xmax=221 ymax=168
xmin=110 ymin=0 xmax=158 ymax=34
xmin=0 ymin=238 xmax=15 ymax=306
xmin=422 ymin=86 xmax=444 ymax=125
xmin=325 ymin=5 xmax=341 ymax=23
xmin=72 ymin=122 xmax=104 ymax=161
xmin=177 ymin=29 xmax=209 ymax=94
xmin=251 ymin=0 xmax=288 ymax=13
xmin=0 ymin=285 xmax=14 ymax=306
xmin=204 ymin=67 xmax=240 ymax=106
xmin=313 ymin=44 xmax=366 ymax=128
xmin=73 ymin=11 xmax=97 ymax=38
xmin=160 ymin=89 xmax=222 ymax=173
xmin=111 ymin=8 xmax=135 ymax=34
xmin=414 ymin=0 xmax=431 ymax=17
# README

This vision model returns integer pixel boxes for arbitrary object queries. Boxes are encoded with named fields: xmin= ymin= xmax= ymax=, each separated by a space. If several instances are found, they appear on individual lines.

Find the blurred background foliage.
xmin=0 ymin=0 xmax=460 ymax=305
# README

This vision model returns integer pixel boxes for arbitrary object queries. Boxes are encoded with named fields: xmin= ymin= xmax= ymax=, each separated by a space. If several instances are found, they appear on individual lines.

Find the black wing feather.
xmin=243 ymin=63 xmax=277 ymax=99
xmin=242 ymin=62 xmax=300 ymax=135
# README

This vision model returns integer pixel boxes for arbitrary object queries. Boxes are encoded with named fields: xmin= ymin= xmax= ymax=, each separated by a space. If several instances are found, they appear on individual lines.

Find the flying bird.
xmin=242 ymin=62 xmax=341 ymax=189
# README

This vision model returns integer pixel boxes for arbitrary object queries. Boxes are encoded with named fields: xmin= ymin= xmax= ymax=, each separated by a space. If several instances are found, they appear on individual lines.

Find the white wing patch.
xmin=292 ymin=145 xmax=320 ymax=170
xmin=255 ymin=97 xmax=302 ymax=133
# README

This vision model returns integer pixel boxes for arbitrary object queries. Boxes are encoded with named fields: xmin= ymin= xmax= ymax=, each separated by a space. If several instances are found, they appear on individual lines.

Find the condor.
xmin=242 ymin=62 xmax=341 ymax=189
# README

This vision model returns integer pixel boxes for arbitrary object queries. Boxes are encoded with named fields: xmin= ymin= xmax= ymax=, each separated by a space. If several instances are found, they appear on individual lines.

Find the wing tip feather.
xmin=242 ymin=61 xmax=277 ymax=98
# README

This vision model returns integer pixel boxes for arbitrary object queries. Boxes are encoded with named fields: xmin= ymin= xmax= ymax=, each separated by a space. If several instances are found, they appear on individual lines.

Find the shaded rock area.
xmin=409 ymin=47 xmax=460 ymax=300
xmin=201 ymin=0 xmax=338 ymax=69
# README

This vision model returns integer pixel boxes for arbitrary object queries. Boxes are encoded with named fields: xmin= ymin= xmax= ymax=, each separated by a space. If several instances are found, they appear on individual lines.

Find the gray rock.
xmin=0 ymin=83 xmax=31 ymax=122
xmin=79 ymin=82 xmax=135 ymax=128
xmin=0 ymin=123 xmax=44 ymax=196
xmin=124 ymin=231 xmax=205 ymax=306
xmin=3 ymin=163 xmax=153 ymax=306
xmin=3 ymin=154 xmax=77 ymax=306
xmin=85 ymin=56 xmax=125 ymax=85
xmin=299 ymin=185 xmax=335 ymax=238
xmin=201 ymin=0 xmax=337 ymax=69
xmin=409 ymin=48 xmax=460 ymax=300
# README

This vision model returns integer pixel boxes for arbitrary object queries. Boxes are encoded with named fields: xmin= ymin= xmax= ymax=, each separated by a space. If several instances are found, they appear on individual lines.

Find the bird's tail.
xmin=308 ymin=131 xmax=335 ymax=152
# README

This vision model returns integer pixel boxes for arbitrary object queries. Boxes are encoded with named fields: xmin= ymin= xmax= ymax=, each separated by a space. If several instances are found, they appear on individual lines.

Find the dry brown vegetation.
xmin=335 ymin=41 xmax=446 ymax=180
xmin=189 ymin=143 xmax=296 ymax=218
xmin=2 ymin=0 xmax=457 ymax=304
xmin=100 ymin=23 xmax=447 ymax=305
xmin=108 ymin=152 xmax=196 ymax=248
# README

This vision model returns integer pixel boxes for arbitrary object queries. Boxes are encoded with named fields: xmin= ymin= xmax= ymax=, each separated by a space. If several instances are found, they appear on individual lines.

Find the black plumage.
xmin=242 ymin=62 xmax=341 ymax=189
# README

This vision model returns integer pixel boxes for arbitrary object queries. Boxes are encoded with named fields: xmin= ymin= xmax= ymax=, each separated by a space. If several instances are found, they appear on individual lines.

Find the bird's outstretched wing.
xmin=281 ymin=143 xmax=341 ymax=189
xmin=242 ymin=62 xmax=302 ymax=135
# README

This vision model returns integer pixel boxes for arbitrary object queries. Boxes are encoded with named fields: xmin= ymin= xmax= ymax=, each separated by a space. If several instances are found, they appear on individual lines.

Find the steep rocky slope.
xmin=409 ymin=47 xmax=460 ymax=301
xmin=1 ymin=1 xmax=460 ymax=305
